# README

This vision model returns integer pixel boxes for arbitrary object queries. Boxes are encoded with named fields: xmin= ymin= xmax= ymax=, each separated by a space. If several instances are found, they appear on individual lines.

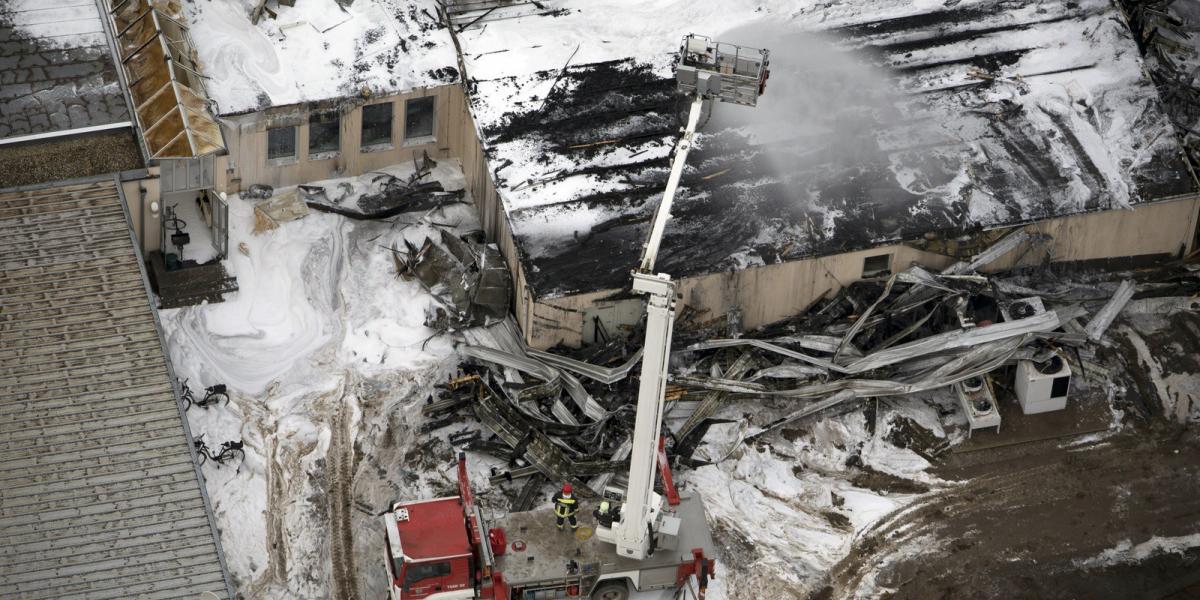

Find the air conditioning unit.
xmin=1015 ymin=355 xmax=1071 ymax=414
xmin=956 ymin=375 xmax=1000 ymax=434
xmin=1001 ymin=296 xmax=1046 ymax=321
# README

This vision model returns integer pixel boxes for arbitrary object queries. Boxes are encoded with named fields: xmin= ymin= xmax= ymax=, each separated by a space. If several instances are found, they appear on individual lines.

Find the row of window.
xmin=266 ymin=96 xmax=435 ymax=161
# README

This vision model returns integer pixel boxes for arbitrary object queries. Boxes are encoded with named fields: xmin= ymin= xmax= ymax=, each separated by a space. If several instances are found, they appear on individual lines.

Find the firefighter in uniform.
xmin=552 ymin=483 xmax=579 ymax=531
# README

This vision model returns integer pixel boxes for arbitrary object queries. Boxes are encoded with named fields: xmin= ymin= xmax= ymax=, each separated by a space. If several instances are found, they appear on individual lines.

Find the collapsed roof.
xmin=458 ymin=0 xmax=1198 ymax=300
xmin=182 ymin=0 xmax=460 ymax=115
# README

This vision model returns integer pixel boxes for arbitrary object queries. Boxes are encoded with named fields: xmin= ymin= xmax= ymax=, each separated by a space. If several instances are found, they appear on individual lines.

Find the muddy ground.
xmin=817 ymin=310 xmax=1200 ymax=600
xmin=820 ymin=425 xmax=1200 ymax=599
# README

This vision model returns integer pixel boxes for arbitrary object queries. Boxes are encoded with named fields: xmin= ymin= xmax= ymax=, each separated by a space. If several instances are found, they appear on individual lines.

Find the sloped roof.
xmin=0 ymin=178 xmax=232 ymax=599
xmin=104 ymin=0 xmax=225 ymax=158
xmin=460 ymin=0 xmax=1197 ymax=299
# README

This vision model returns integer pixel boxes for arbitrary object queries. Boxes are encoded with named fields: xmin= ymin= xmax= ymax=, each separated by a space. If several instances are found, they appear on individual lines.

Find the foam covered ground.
xmin=160 ymin=161 xmax=473 ymax=597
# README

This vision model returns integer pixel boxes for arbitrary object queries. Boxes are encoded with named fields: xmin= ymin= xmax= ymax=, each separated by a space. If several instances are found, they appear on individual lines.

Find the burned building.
xmin=447 ymin=0 xmax=1200 ymax=349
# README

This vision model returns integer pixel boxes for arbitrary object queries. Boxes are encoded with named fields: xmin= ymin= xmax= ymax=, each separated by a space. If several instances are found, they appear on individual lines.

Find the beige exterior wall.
xmin=120 ymin=168 xmax=162 ymax=256
xmin=981 ymin=195 xmax=1200 ymax=272
xmin=506 ymin=195 xmax=1200 ymax=350
xmin=215 ymin=85 xmax=464 ymax=193
xmin=524 ymin=244 xmax=958 ymax=349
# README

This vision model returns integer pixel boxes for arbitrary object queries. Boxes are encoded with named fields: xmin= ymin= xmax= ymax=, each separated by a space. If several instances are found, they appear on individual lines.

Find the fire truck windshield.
xmin=404 ymin=561 xmax=450 ymax=587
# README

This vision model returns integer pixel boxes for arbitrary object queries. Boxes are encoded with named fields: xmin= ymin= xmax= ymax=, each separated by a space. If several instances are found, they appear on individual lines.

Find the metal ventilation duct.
xmin=105 ymin=0 xmax=226 ymax=159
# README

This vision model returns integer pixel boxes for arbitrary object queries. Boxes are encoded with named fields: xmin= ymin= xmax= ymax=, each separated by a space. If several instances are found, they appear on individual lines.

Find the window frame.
xmin=308 ymin=111 xmax=341 ymax=158
xmin=404 ymin=561 xmax=451 ymax=586
xmin=361 ymin=102 xmax=394 ymax=149
xmin=862 ymin=253 xmax=892 ymax=279
xmin=403 ymin=96 xmax=436 ymax=144
xmin=266 ymin=125 xmax=297 ymax=162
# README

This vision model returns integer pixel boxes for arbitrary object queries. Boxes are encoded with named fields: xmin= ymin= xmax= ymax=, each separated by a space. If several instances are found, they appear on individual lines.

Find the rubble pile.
xmin=419 ymin=231 xmax=1200 ymax=506
xmin=397 ymin=229 xmax=513 ymax=331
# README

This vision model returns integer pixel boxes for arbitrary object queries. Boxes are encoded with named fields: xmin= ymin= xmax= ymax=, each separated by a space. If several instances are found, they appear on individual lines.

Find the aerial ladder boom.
xmin=599 ymin=34 xmax=769 ymax=561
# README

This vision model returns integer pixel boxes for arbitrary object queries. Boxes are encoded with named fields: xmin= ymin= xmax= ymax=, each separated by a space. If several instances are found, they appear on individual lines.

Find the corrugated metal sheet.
xmin=0 ymin=178 xmax=233 ymax=599
xmin=103 ymin=0 xmax=225 ymax=159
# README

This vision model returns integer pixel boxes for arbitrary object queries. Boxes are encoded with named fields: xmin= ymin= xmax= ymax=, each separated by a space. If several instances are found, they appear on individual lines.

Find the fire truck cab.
xmin=383 ymin=495 xmax=478 ymax=600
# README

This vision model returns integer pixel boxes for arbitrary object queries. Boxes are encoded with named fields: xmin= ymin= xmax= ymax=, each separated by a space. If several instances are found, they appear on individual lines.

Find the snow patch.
xmin=1076 ymin=534 xmax=1200 ymax=569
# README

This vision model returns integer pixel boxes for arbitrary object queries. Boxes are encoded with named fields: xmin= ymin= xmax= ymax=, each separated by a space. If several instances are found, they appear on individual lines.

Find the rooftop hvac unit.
xmin=1001 ymin=296 xmax=1046 ymax=321
xmin=1015 ymin=355 xmax=1071 ymax=414
xmin=956 ymin=375 xmax=1000 ymax=435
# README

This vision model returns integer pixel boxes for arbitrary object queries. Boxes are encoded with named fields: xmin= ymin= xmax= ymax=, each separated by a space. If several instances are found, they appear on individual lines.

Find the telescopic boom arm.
xmin=609 ymin=35 xmax=769 ymax=561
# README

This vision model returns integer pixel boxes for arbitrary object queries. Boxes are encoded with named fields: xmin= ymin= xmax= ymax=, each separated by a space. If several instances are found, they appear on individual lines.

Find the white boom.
xmin=599 ymin=35 xmax=769 ymax=561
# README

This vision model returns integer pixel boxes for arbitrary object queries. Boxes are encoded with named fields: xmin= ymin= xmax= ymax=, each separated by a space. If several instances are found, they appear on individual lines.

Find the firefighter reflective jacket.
xmin=552 ymin=493 xmax=578 ymax=517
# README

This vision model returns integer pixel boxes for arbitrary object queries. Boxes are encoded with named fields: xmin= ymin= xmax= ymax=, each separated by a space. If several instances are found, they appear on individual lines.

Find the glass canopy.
xmin=106 ymin=0 xmax=226 ymax=159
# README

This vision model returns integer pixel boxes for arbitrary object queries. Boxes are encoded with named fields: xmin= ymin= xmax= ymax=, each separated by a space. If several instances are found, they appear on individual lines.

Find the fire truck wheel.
xmin=591 ymin=580 xmax=629 ymax=600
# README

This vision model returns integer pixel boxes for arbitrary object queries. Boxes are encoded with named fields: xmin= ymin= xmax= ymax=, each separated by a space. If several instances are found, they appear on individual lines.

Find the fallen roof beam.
xmin=472 ymin=380 xmax=599 ymax=497
xmin=1084 ymin=279 xmax=1136 ymax=341
xmin=461 ymin=344 xmax=607 ymax=421
xmin=675 ymin=335 xmax=1028 ymax=400
xmin=675 ymin=352 xmax=756 ymax=442
xmin=527 ymin=347 xmax=644 ymax=384
xmin=689 ymin=309 xmax=1058 ymax=378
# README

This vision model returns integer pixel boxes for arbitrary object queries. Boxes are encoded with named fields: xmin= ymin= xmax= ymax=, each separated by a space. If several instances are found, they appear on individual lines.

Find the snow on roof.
xmin=458 ymin=0 xmax=1198 ymax=299
xmin=184 ymin=0 xmax=459 ymax=115
xmin=0 ymin=0 xmax=130 ymax=140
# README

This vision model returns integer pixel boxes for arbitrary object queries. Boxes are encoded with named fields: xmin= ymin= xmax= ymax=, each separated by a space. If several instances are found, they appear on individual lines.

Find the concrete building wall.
xmin=517 ymin=195 xmax=1200 ymax=349
xmin=981 ymin=195 xmax=1200 ymax=272
xmin=214 ymin=85 xmax=463 ymax=193
xmin=120 ymin=169 xmax=161 ymax=256
xmin=525 ymin=244 xmax=958 ymax=349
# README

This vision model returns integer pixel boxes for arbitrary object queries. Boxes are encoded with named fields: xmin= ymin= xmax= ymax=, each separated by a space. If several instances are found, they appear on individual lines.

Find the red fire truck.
xmin=382 ymin=454 xmax=716 ymax=600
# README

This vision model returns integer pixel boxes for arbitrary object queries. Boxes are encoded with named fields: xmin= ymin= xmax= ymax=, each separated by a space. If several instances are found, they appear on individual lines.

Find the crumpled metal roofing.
xmin=105 ymin=0 xmax=225 ymax=158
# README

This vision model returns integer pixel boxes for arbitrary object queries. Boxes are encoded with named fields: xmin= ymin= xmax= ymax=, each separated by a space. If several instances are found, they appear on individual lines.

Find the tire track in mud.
xmin=825 ymin=431 xmax=1200 ymax=599
xmin=329 ymin=392 xmax=359 ymax=600
xmin=248 ymin=438 xmax=289 ymax=598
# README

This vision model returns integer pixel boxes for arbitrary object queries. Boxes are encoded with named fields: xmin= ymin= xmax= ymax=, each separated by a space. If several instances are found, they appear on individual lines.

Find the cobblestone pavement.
xmin=0 ymin=1 xmax=130 ymax=140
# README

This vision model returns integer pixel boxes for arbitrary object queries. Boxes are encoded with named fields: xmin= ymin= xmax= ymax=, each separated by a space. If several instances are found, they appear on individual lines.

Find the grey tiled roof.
xmin=0 ymin=178 xmax=232 ymax=599
xmin=0 ymin=0 xmax=130 ymax=140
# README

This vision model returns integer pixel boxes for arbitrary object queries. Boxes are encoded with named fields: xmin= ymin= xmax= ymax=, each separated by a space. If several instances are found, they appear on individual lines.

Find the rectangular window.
xmin=309 ymin=112 xmax=340 ymax=156
xmin=361 ymin=102 xmax=393 ymax=148
xmin=405 ymin=561 xmax=450 ymax=585
xmin=404 ymin=96 xmax=435 ymax=141
xmin=267 ymin=126 xmax=296 ymax=160
xmin=862 ymin=254 xmax=892 ymax=278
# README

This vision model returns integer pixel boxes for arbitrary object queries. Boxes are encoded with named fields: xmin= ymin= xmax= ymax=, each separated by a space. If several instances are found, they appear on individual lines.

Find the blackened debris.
xmin=426 ymin=66 xmax=460 ymax=83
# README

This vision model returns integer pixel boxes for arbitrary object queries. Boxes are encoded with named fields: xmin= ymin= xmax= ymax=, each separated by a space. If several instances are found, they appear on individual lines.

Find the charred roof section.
xmin=464 ymin=0 xmax=1197 ymax=300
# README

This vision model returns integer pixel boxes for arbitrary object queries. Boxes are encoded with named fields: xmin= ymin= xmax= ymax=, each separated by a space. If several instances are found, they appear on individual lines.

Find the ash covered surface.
xmin=0 ymin=1 xmax=130 ymax=140
xmin=1118 ymin=0 xmax=1200 ymax=168
xmin=463 ymin=0 xmax=1197 ymax=299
